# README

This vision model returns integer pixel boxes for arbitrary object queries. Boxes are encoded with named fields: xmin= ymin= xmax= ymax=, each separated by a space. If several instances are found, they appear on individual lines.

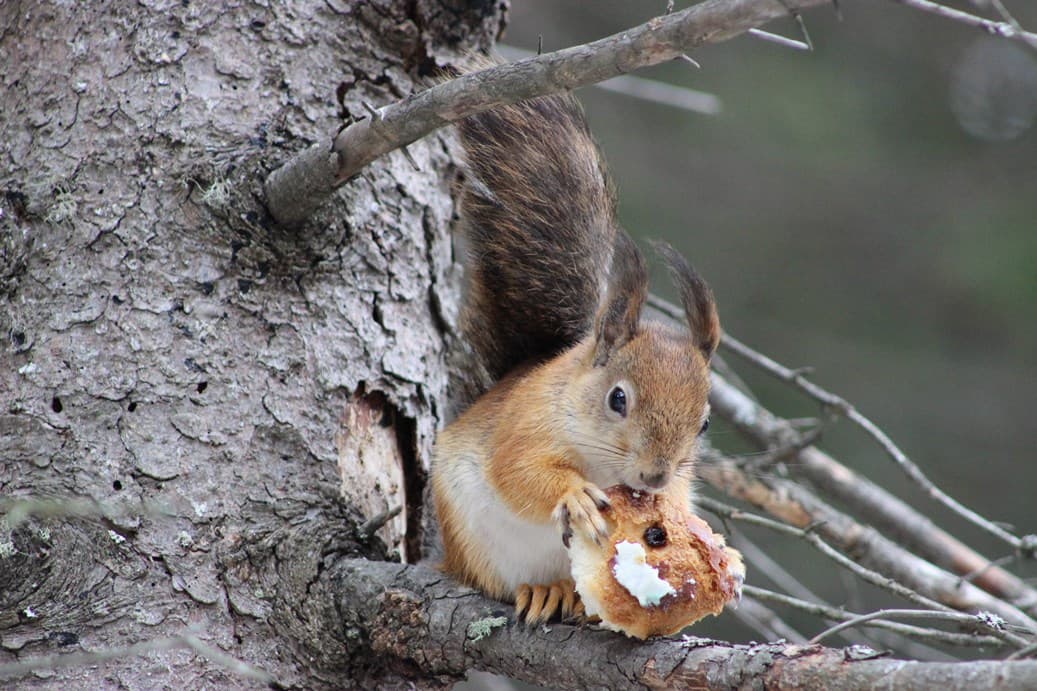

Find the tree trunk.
xmin=0 ymin=1 xmax=501 ymax=687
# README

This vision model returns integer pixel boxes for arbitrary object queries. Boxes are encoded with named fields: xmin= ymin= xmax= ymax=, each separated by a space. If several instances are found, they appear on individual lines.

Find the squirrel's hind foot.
xmin=514 ymin=578 xmax=584 ymax=626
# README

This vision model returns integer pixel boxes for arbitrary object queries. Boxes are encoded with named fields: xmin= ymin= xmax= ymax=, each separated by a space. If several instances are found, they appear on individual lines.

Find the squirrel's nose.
xmin=640 ymin=470 xmax=668 ymax=489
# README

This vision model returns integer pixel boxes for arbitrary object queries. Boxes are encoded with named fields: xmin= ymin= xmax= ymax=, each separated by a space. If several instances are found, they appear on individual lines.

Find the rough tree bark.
xmin=0 ymin=0 xmax=500 ymax=687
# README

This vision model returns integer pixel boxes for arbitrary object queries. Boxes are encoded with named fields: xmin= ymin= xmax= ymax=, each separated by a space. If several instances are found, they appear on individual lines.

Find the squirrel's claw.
xmin=515 ymin=579 xmax=580 ymax=626
xmin=553 ymin=482 xmax=611 ymax=548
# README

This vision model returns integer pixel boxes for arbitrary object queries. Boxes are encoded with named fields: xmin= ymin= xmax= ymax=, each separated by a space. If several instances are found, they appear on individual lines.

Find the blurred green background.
xmin=466 ymin=0 xmax=1036 ymax=675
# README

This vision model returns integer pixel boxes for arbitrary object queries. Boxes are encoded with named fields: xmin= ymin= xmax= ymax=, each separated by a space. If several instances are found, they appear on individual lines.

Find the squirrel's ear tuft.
xmin=655 ymin=242 xmax=720 ymax=360
xmin=593 ymin=231 xmax=648 ymax=367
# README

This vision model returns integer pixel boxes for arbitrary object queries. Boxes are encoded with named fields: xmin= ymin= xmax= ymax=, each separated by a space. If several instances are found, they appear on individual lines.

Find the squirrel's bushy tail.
xmin=458 ymin=93 xmax=619 ymax=381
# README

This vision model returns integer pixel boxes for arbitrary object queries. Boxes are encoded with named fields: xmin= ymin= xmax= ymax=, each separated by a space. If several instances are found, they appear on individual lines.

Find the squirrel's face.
xmin=570 ymin=324 xmax=712 ymax=493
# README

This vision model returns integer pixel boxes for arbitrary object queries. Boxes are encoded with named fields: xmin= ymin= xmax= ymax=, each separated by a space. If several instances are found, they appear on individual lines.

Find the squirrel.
xmin=432 ymin=90 xmax=720 ymax=625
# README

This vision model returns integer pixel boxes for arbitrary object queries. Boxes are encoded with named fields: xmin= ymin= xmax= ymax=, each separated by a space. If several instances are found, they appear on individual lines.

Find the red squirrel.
xmin=432 ymin=92 xmax=720 ymax=624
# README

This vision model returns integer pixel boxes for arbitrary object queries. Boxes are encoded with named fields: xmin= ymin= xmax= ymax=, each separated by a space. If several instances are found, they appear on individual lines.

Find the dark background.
xmin=466 ymin=1 xmax=1035 ymax=683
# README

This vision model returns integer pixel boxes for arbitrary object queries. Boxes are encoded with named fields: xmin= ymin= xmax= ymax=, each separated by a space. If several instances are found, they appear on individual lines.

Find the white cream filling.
xmin=612 ymin=540 xmax=675 ymax=607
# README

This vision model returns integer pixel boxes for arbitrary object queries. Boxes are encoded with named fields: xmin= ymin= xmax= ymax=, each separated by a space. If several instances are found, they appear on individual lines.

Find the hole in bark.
xmin=51 ymin=396 xmax=63 ymax=413
xmin=196 ymin=381 xmax=208 ymax=394
xmin=171 ymin=30 xmax=180 ymax=39
xmin=12 ymin=331 xmax=25 ymax=347
xmin=396 ymin=413 xmax=425 ymax=564
xmin=128 ymin=401 xmax=138 ymax=412
xmin=48 ymin=632 xmax=79 ymax=647
xmin=113 ymin=480 xmax=123 ymax=491
xmin=237 ymin=278 xmax=252 ymax=293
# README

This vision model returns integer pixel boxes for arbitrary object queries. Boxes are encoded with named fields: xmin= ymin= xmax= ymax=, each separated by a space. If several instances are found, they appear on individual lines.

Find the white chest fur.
xmin=439 ymin=448 xmax=570 ymax=593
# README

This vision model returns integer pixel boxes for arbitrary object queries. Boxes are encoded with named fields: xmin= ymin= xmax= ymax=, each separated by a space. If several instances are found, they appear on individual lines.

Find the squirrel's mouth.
xmin=626 ymin=483 xmax=666 ymax=494
xmin=625 ymin=473 xmax=671 ymax=494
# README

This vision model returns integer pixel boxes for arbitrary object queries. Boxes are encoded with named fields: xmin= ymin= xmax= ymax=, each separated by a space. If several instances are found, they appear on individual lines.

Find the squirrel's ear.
xmin=592 ymin=231 xmax=648 ymax=367
xmin=655 ymin=242 xmax=720 ymax=360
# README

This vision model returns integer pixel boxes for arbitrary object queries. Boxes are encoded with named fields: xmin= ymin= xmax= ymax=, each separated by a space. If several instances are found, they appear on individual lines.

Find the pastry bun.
xmin=569 ymin=485 xmax=744 ymax=639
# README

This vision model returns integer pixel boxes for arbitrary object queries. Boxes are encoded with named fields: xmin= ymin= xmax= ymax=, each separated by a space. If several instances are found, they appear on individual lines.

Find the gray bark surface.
xmin=0 ymin=1 xmax=500 ymax=687
xmin=336 ymin=558 xmax=1037 ymax=690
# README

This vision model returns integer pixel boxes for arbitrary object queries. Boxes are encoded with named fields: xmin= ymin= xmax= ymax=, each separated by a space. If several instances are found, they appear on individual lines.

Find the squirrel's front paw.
xmin=552 ymin=482 xmax=610 ymax=548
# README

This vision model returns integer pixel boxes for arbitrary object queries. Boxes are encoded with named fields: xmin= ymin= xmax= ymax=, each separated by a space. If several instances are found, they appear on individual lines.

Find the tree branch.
xmin=264 ymin=0 xmax=833 ymax=226
xmin=697 ymin=497 xmax=1034 ymax=648
xmin=697 ymin=452 xmax=1037 ymax=632
xmin=886 ymin=0 xmax=1037 ymax=50
xmin=332 ymin=558 xmax=1037 ymax=690
xmin=744 ymin=585 xmax=1006 ymax=649
xmin=719 ymin=331 xmax=1033 ymax=553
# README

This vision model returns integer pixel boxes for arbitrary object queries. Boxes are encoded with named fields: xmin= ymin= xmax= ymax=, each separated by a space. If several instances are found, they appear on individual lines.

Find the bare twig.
xmin=498 ymin=45 xmax=721 ymax=114
xmin=733 ymin=532 xmax=934 ymax=656
xmin=717 ymin=329 xmax=1036 ymax=557
xmin=809 ymin=608 xmax=1014 ymax=645
xmin=735 ymin=531 xmax=832 ymax=605
xmin=1008 ymin=640 xmax=1037 ymax=661
xmin=699 ymin=498 xmax=977 ymax=619
xmin=986 ymin=0 xmax=1024 ymax=32
xmin=677 ymin=53 xmax=702 ymax=68
xmin=744 ymin=585 xmax=1007 ymax=648
xmin=697 ymin=452 xmax=1037 ymax=632
xmin=733 ymin=594 xmax=810 ymax=643
xmin=650 ymin=296 xmax=1037 ymax=613
xmin=887 ymin=0 xmax=1037 ymax=49
xmin=265 ymin=0 xmax=1037 ymax=226
xmin=358 ymin=504 xmax=403 ymax=539
xmin=655 ymin=296 xmax=1037 ymax=610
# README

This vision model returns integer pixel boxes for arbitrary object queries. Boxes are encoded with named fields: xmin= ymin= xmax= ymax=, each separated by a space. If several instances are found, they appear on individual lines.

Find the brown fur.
xmin=458 ymin=93 xmax=617 ymax=381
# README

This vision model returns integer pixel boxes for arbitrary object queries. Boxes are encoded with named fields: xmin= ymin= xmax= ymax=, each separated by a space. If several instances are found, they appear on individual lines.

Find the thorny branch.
xmin=886 ymin=0 xmax=1037 ymax=50
xmin=264 ymin=0 xmax=1037 ymax=227
xmin=697 ymin=497 xmax=1035 ymax=649
xmin=719 ymin=330 xmax=1037 ymax=555
xmin=743 ymin=585 xmax=1008 ymax=649
xmin=265 ymin=0 xmax=835 ymax=225
xmin=641 ymin=291 xmax=1037 ymax=663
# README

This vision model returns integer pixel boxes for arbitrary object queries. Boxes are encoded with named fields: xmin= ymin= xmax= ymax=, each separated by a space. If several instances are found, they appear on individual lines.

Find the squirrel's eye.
xmin=699 ymin=417 xmax=710 ymax=435
xmin=607 ymin=386 xmax=627 ymax=417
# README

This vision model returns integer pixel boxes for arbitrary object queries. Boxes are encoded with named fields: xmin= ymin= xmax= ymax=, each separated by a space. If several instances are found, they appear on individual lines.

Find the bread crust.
xmin=570 ymin=484 xmax=744 ymax=639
